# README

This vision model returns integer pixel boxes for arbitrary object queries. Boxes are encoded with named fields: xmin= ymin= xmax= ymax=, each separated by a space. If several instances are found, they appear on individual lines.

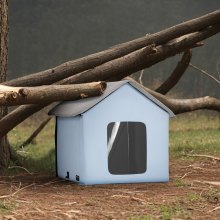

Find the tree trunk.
xmin=3 ymin=10 xmax=220 ymax=87
xmin=0 ymin=82 xmax=106 ymax=106
xmin=0 ymin=0 xmax=10 ymax=168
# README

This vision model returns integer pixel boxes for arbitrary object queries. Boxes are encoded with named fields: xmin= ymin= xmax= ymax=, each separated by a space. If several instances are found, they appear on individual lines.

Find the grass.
xmin=0 ymin=201 xmax=14 ymax=215
xmin=8 ymin=118 xmax=55 ymax=173
xmin=129 ymin=203 xmax=191 ymax=220
xmin=203 ymin=189 xmax=220 ymax=204
xmin=160 ymin=204 xmax=191 ymax=220
xmin=186 ymin=192 xmax=202 ymax=202
xmin=6 ymin=112 xmax=220 ymax=172
xmin=170 ymin=112 xmax=220 ymax=158
xmin=129 ymin=215 xmax=154 ymax=220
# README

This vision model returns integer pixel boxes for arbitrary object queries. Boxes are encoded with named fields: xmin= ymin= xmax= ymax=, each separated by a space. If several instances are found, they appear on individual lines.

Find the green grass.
xmin=170 ymin=113 xmax=220 ymax=158
xmin=7 ymin=113 xmax=220 ymax=172
xmin=186 ymin=192 xmax=202 ymax=202
xmin=129 ymin=215 xmax=154 ymax=220
xmin=8 ymin=118 xmax=55 ymax=173
xmin=160 ymin=204 xmax=191 ymax=220
xmin=129 ymin=203 xmax=191 ymax=220
xmin=0 ymin=201 xmax=14 ymax=215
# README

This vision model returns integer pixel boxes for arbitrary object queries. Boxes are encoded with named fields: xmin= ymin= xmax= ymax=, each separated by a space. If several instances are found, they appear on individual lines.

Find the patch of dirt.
xmin=0 ymin=159 xmax=219 ymax=220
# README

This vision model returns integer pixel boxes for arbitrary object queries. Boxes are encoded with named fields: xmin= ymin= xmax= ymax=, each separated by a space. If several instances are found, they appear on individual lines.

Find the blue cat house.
xmin=49 ymin=80 xmax=174 ymax=185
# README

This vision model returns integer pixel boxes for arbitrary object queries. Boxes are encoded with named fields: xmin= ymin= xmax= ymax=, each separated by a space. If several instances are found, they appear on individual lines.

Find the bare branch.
xmin=127 ymin=77 xmax=220 ymax=114
xmin=19 ymin=117 xmax=52 ymax=148
xmin=155 ymin=50 xmax=192 ymax=94
xmin=0 ymin=82 xmax=106 ymax=106
xmin=0 ymin=82 xmax=106 ymax=138
xmin=147 ymin=88 xmax=220 ymax=114
xmin=189 ymin=63 xmax=220 ymax=85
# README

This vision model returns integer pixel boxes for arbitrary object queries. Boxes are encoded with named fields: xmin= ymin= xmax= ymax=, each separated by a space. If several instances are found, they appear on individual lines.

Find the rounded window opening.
xmin=107 ymin=122 xmax=147 ymax=175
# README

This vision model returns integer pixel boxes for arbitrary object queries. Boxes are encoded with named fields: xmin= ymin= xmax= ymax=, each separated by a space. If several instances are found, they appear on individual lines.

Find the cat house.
xmin=49 ymin=80 xmax=174 ymax=185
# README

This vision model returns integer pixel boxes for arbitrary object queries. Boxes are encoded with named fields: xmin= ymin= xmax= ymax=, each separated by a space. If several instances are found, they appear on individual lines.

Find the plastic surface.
xmin=56 ymin=84 xmax=169 ymax=185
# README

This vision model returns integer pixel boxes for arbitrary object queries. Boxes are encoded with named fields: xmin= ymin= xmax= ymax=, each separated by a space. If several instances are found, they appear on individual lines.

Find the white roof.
xmin=49 ymin=80 xmax=175 ymax=117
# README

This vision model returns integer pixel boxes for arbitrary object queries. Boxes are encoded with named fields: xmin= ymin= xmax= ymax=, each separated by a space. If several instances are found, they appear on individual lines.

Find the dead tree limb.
xmin=0 ymin=82 xmax=106 ymax=106
xmin=0 ymin=25 xmax=219 ymax=138
xmin=19 ymin=117 xmax=52 ymax=148
xmin=127 ymin=77 xmax=220 ymax=114
xmin=146 ymin=86 xmax=220 ymax=114
xmin=155 ymin=50 xmax=192 ymax=94
xmin=189 ymin=63 xmax=220 ymax=85
xmin=105 ymin=25 xmax=219 ymax=82
xmin=3 ymin=10 xmax=220 ymax=87
xmin=0 ymin=25 xmax=219 ymax=137
xmin=0 ymin=82 xmax=106 ymax=138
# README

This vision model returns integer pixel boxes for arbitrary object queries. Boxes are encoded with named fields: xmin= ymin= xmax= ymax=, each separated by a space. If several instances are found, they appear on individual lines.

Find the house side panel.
xmin=82 ymin=84 xmax=169 ymax=184
xmin=56 ymin=116 xmax=82 ymax=182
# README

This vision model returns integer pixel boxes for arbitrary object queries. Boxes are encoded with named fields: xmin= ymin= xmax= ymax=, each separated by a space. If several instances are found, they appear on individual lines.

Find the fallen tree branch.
xmin=3 ymin=10 xmax=220 ymax=87
xmin=0 ymin=82 xmax=106 ymax=138
xmin=189 ymin=63 xmax=220 ymax=85
xmin=127 ymin=77 xmax=220 ymax=114
xmin=147 ymin=89 xmax=220 ymax=114
xmin=0 ymin=25 xmax=219 ymax=138
xmin=0 ymin=82 xmax=106 ymax=106
xmin=61 ymin=25 xmax=219 ymax=84
xmin=155 ymin=50 xmax=192 ymax=94
xmin=107 ymin=25 xmax=220 ymax=82
xmin=19 ymin=117 xmax=52 ymax=148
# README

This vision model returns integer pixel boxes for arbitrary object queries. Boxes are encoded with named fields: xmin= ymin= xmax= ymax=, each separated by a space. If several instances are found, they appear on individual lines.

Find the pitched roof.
xmin=49 ymin=80 xmax=175 ymax=117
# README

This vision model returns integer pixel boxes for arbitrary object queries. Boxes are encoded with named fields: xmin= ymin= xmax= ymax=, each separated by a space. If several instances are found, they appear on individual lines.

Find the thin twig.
xmin=189 ymin=63 xmax=220 ymax=85
xmin=8 ymin=165 xmax=33 ymax=175
xmin=186 ymin=154 xmax=220 ymax=161
xmin=194 ymin=180 xmax=220 ymax=187
xmin=0 ymin=183 xmax=35 ymax=199
xmin=179 ymin=171 xmax=193 ymax=179
xmin=139 ymin=69 xmax=144 ymax=85
xmin=208 ymin=206 xmax=220 ymax=213
xmin=19 ymin=117 xmax=51 ymax=148
xmin=216 ymin=58 xmax=220 ymax=80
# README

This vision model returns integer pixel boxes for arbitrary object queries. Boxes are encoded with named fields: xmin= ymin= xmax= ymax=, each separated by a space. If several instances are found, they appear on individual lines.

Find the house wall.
xmin=56 ymin=116 xmax=84 ymax=181
xmin=81 ymin=84 xmax=170 ymax=185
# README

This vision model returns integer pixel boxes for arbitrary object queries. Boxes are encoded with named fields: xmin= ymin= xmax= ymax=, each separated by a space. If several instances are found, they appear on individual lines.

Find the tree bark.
xmin=155 ymin=50 xmax=192 ymax=94
xmin=0 ymin=82 xmax=106 ymax=106
xmin=3 ymin=10 xmax=220 ymax=87
xmin=0 ymin=0 xmax=10 ymax=168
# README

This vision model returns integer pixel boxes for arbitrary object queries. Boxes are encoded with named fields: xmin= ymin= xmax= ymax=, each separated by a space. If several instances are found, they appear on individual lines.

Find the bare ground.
xmin=0 ymin=158 xmax=219 ymax=220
